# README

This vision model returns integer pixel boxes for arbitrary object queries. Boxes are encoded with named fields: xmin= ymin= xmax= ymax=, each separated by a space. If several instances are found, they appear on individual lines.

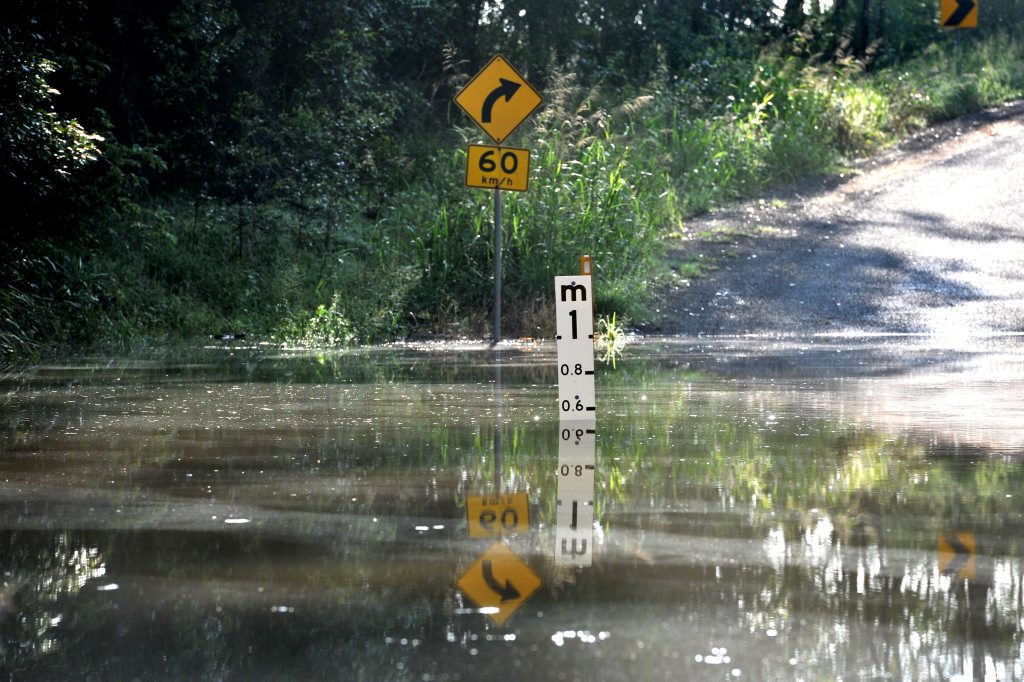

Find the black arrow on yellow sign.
xmin=938 ymin=530 xmax=975 ymax=579
xmin=482 ymin=559 xmax=521 ymax=602
xmin=458 ymin=542 xmax=541 ymax=625
xmin=481 ymin=79 xmax=522 ymax=123
xmin=940 ymin=531 xmax=971 ymax=576
xmin=944 ymin=0 xmax=976 ymax=26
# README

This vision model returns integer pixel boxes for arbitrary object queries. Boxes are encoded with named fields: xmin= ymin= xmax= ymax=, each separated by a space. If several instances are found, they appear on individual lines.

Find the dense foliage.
xmin=2 ymin=0 xmax=1023 ymax=358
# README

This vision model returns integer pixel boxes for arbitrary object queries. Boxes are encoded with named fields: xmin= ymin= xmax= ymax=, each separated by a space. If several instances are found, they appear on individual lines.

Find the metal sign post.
xmin=956 ymin=29 xmax=962 ymax=76
xmin=454 ymin=54 xmax=542 ymax=344
xmin=494 ymin=189 xmax=503 ymax=343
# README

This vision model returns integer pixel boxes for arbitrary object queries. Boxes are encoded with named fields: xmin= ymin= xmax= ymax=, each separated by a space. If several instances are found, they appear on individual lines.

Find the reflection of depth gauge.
xmin=554 ymin=272 xmax=597 ymax=567
xmin=556 ymin=420 xmax=595 ymax=566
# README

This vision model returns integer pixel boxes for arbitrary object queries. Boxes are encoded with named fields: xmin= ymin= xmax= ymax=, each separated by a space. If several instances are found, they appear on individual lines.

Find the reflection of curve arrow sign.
xmin=457 ymin=542 xmax=542 ymax=625
xmin=482 ymin=559 xmax=520 ymax=602
xmin=481 ymin=79 xmax=521 ymax=123
xmin=941 ymin=531 xmax=971 ymax=576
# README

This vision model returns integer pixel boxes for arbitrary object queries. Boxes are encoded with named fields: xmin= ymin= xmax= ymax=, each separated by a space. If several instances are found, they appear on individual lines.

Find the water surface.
xmin=2 ymin=337 xmax=1023 ymax=680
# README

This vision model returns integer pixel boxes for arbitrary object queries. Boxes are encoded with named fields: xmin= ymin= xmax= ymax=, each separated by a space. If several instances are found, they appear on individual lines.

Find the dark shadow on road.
xmin=896 ymin=209 xmax=1024 ymax=243
xmin=659 ymin=204 xmax=1018 ymax=338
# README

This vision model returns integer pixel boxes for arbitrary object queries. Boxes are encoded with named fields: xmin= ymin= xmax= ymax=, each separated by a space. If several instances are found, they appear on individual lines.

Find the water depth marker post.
xmin=554 ymin=258 xmax=597 ymax=567
xmin=454 ymin=55 xmax=542 ymax=343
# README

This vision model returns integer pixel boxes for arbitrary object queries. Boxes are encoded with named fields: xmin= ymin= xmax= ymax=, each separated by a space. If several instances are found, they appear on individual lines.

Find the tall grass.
xmin=380 ymin=71 xmax=671 ymax=334
xmin=882 ymin=34 xmax=1024 ymax=124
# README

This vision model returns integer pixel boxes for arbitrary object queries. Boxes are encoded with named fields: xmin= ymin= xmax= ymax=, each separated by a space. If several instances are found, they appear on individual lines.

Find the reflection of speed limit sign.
xmin=466 ymin=492 xmax=530 ymax=538
xmin=465 ymin=144 xmax=530 ymax=192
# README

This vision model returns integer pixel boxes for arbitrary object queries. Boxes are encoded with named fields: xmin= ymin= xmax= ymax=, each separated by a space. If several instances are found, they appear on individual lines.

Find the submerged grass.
xmin=3 ymin=33 xmax=1023 ymax=359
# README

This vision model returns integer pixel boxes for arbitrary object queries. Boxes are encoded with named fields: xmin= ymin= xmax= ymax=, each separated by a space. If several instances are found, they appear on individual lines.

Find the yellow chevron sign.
xmin=941 ymin=0 xmax=978 ymax=28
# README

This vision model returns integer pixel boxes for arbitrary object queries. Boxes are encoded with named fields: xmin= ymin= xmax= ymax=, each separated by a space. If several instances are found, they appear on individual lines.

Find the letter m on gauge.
xmin=454 ymin=55 xmax=543 ymax=144
xmin=555 ymin=276 xmax=593 ymax=345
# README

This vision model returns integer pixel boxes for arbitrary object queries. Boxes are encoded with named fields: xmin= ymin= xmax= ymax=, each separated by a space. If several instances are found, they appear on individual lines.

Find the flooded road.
xmin=2 ymin=337 xmax=1023 ymax=680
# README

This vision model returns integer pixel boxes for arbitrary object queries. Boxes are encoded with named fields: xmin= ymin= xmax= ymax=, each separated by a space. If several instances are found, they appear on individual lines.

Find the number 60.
xmin=479 ymin=149 xmax=519 ymax=174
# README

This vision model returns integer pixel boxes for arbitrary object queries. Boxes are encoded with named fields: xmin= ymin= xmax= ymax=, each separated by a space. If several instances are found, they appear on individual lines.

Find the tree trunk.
xmin=783 ymin=0 xmax=804 ymax=30
xmin=853 ymin=0 xmax=871 ymax=58
xmin=877 ymin=0 xmax=886 ymax=54
xmin=236 ymin=203 xmax=244 ymax=261
xmin=191 ymin=193 xmax=200 ymax=246
xmin=829 ymin=0 xmax=850 ymax=59
xmin=318 ymin=210 xmax=333 ymax=282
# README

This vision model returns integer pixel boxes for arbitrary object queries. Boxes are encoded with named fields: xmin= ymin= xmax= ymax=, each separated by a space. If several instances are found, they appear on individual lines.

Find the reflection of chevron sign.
xmin=941 ymin=0 xmax=978 ymax=28
xmin=938 ymin=530 xmax=976 ymax=579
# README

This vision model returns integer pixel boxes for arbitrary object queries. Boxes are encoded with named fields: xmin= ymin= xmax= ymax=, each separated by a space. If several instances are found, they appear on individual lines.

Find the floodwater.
xmin=2 ymin=337 xmax=1023 ymax=681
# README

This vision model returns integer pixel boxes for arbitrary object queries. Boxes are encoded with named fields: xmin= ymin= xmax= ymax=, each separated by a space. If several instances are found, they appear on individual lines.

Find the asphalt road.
xmin=660 ymin=101 xmax=1024 ymax=337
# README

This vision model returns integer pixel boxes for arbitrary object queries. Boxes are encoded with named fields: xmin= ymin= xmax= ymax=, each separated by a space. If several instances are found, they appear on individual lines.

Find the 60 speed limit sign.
xmin=465 ymin=144 xmax=530 ymax=192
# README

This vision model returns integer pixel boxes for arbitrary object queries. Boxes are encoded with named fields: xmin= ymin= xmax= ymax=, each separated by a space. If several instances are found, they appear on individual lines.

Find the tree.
xmin=782 ymin=0 xmax=805 ymax=31
xmin=853 ymin=0 xmax=873 ymax=58
xmin=0 ymin=12 xmax=104 ymax=241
